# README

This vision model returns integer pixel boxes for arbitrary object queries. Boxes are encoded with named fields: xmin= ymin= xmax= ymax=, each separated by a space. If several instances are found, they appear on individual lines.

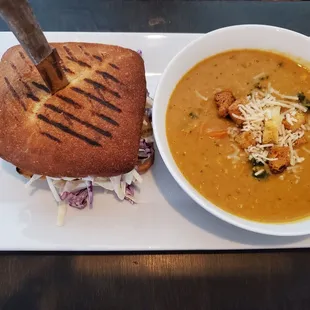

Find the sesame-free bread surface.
xmin=0 ymin=43 xmax=146 ymax=177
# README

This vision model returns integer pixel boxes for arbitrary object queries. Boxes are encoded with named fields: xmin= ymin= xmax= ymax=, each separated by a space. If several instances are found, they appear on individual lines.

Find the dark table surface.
xmin=1 ymin=1 xmax=310 ymax=309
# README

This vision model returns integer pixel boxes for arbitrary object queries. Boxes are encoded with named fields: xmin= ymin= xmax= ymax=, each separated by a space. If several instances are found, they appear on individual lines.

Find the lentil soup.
xmin=166 ymin=49 xmax=310 ymax=223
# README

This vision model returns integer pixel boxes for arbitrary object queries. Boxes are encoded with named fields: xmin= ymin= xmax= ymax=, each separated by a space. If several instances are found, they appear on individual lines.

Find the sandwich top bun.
xmin=0 ymin=43 xmax=146 ymax=177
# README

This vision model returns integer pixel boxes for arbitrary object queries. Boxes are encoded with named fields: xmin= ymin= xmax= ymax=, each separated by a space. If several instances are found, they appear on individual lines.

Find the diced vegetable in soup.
xmin=166 ymin=49 xmax=310 ymax=223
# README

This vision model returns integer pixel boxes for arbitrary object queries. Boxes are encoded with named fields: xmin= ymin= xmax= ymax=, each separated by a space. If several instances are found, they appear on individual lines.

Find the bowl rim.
xmin=153 ymin=24 xmax=310 ymax=237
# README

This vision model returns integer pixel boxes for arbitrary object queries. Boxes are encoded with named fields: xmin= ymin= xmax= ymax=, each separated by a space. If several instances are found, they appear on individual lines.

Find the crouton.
xmin=268 ymin=146 xmax=290 ymax=174
xmin=283 ymin=111 xmax=306 ymax=132
xmin=228 ymin=97 xmax=247 ymax=126
xmin=235 ymin=131 xmax=255 ymax=149
xmin=214 ymin=91 xmax=235 ymax=118
xmin=263 ymin=107 xmax=281 ymax=144
xmin=294 ymin=135 xmax=307 ymax=148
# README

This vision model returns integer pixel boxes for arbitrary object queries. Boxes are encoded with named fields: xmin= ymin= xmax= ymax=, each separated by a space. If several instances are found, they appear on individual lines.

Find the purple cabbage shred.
xmin=139 ymin=139 xmax=154 ymax=160
xmin=126 ymin=184 xmax=135 ymax=197
xmin=60 ymin=181 xmax=93 ymax=210
xmin=125 ymin=184 xmax=135 ymax=204
xmin=61 ymin=189 xmax=88 ymax=210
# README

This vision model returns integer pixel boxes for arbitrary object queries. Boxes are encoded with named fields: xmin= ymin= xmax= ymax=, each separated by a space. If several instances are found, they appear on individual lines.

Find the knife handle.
xmin=0 ymin=0 xmax=52 ymax=65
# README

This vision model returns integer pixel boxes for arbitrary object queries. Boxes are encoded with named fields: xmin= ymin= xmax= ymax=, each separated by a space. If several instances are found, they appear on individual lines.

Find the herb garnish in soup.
xmin=166 ymin=49 xmax=310 ymax=223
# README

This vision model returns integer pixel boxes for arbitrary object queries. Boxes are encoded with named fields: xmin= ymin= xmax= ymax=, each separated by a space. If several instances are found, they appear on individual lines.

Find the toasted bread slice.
xmin=0 ymin=43 xmax=146 ymax=177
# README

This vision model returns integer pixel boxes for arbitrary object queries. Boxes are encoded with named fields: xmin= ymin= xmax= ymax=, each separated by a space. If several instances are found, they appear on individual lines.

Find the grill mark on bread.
xmin=10 ymin=62 xmax=22 ymax=79
xmin=63 ymin=46 xmax=76 ymax=58
xmin=4 ymin=77 xmax=26 ymax=111
xmin=22 ymin=81 xmax=32 ymax=93
xmin=109 ymin=63 xmax=119 ymax=70
xmin=19 ymin=51 xmax=25 ymax=60
xmin=56 ymin=94 xmax=82 ymax=109
xmin=10 ymin=64 xmax=38 ymax=102
xmin=10 ymin=63 xmax=39 ymax=102
xmin=71 ymin=87 xmax=121 ymax=112
xmin=63 ymin=113 xmax=73 ymax=126
xmin=22 ymin=82 xmax=40 ymax=102
xmin=10 ymin=62 xmax=17 ymax=70
xmin=67 ymin=57 xmax=91 ymax=68
xmin=96 ymin=70 xmax=120 ymax=84
xmin=63 ymin=46 xmax=91 ymax=68
xmin=63 ymin=66 xmax=75 ymax=74
xmin=78 ymin=45 xmax=91 ymax=57
xmin=27 ymin=93 xmax=40 ymax=102
xmin=18 ymin=52 xmax=33 ymax=71
xmin=41 ymin=131 xmax=61 ymax=143
xmin=93 ymin=55 xmax=102 ymax=62
xmin=92 ymin=87 xmax=103 ymax=101
xmin=95 ymin=113 xmax=119 ymax=126
xmin=31 ymin=81 xmax=51 ymax=94
xmin=84 ymin=78 xmax=121 ymax=98
xmin=45 ymin=104 xmax=112 ymax=138
xmin=37 ymin=114 xmax=101 ymax=146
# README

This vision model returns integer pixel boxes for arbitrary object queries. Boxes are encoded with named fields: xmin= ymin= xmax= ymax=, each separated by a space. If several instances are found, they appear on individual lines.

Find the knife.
xmin=0 ymin=0 xmax=69 ymax=94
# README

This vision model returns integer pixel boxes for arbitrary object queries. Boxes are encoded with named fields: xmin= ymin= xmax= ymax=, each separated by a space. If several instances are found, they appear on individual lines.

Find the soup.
xmin=166 ymin=49 xmax=310 ymax=223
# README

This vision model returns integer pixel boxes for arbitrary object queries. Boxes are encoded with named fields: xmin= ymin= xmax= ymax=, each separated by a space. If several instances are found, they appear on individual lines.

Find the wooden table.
xmin=1 ymin=1 xmax=310 ymax=309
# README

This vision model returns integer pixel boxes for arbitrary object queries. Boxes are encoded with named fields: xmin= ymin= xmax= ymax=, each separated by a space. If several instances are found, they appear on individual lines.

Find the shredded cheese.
xmin=302 ymin=146 xmax=310 ymax=154
xmin=228 ymin=84 xmax=309 ymax=171
xmin=227 ymin=144 xmax=240 ymax=162
xmin=253 ymin=72 xmax=266 ymax=81
xmin=227 ymin=127 xmax=240 ymax=139
xmin=269 ymin=86 xmax=299 ymax=101
xmin=254 ymin=169 xmax=265 ymax=176
xmin=287 ymin=165 xmax=303 ymax=183
xmin=195 ymin=90 xmax=208 ymax=101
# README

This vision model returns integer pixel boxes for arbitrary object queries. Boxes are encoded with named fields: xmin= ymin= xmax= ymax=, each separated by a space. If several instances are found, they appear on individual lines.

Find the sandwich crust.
xmin=0 ymin=43 xmax=146 ymax=177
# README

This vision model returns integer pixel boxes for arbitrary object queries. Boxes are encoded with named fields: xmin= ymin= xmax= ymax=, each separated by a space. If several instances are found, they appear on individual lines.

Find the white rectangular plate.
xmin=0 ymin=32 xmax=309 ymax=251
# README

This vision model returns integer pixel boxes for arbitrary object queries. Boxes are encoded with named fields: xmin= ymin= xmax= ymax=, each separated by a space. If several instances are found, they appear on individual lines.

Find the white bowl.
xmin=153 ymin=24 xmax=310 ymax=236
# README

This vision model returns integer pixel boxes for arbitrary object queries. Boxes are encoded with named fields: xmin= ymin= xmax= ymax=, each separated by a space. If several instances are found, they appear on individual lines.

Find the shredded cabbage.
xmin=24 ymin=95 xmax=154 ymax=225
xmin=25 ymin=174 xmax=42 ymax=188
xmin=46 ymin=177 xmax=61 ymax=203
xmin=34 ymin=168 xmax=143 ymax=212
xmin=57 ymin=202 xmax=67 ymax=227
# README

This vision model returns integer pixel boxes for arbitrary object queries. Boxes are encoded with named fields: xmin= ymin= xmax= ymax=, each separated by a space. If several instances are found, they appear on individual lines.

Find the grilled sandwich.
xmin=0 ymin=43 xmax=154 ymax=220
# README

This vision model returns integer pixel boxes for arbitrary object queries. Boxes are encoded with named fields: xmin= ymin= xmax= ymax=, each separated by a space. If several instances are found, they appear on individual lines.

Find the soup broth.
xmin=166 ymin=49 xmax=310 ymax=222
